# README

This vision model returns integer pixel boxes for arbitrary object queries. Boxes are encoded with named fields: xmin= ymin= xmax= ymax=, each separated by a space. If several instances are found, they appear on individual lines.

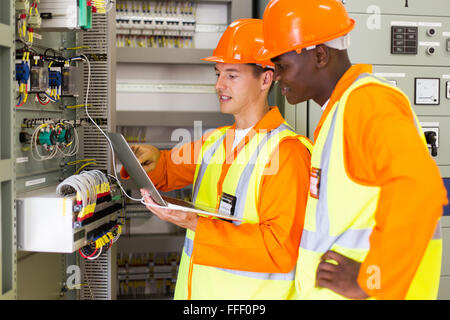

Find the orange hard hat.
xmin=257 ymin=0 xmax=355 ymax=61
xmin=202 ymin=18 xmax=274 ymax=68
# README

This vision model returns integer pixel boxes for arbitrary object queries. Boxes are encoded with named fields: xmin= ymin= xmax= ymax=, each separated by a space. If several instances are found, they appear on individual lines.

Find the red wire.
xmin=78 ymin=246 xmax=98 ymax=259
xmin=16 ymin=98 xmax=25 ymax=107
xmin=37 ymin=93 xmax=50 ymax=105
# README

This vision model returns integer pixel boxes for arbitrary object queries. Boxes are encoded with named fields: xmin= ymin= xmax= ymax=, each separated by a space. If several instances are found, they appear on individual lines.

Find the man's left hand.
xmin=316 ymin=250 xmax=370 ymax=299
xmin=141 ymin=189 xmax=199 ymax=231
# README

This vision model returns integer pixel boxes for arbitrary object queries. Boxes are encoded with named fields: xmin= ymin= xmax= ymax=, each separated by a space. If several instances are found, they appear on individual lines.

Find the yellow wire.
xmin=65 ymin=46 xmax=90 ymax=50
xmin=67 ymin=158 xmax=97 ymax=166
xmin=75 ymin=162 xmax=96 ymax=174
xmin=65 ymin=104 xmax=92 ymax=109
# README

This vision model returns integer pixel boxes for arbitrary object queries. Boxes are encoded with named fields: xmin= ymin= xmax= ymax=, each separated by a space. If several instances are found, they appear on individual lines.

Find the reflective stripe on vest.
xmin=183 ymin=237 xmax=295 ymax=280
xmin=232 ymin=123 xmax=293 ymax=225
xmin=192 ymin=132 xmax=227 ymax=204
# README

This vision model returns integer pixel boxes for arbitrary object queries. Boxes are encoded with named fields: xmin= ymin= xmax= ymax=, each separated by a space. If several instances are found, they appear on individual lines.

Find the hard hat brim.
xmin=257 ymin=19 xmax=355 ymax=62
xmin=201 ymin=56 xmax=245 ymax=64
xmin=201 ymin=55 xmax=274 ymax=68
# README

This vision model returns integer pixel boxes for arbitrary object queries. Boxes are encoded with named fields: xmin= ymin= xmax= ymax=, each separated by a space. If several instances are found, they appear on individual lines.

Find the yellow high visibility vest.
xmin=174 ymin=123 xmax=312 ymax=300
xmin=296 ymin=73 xmax=442 ymax=300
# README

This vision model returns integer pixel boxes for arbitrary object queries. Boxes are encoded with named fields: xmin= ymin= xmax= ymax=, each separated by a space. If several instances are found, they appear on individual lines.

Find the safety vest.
xmin=296 ymin=73 xmax=442 ymax=300
xmin=174 ymin=123 xmax=313 ymax=300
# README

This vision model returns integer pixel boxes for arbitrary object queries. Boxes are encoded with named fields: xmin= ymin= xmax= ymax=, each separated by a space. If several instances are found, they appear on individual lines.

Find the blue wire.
xmin=44 ymin=92 xmax=57 ymax=102
xmin=16 ymin=95 xmax=23 ymax=106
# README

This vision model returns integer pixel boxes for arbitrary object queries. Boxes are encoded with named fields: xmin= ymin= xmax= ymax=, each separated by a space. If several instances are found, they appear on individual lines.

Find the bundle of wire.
xmin=56 ymin=169 xmax=110 ymax=222
xmin=30 ymin=121 xmax=80 ymax=161
xmin=78 ymin=224 xmax=122 ymax=260
xmin=57 ymin=169 xmax=121 ymax=260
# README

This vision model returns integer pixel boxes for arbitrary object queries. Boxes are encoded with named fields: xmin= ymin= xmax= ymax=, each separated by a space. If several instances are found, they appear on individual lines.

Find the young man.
xmin=258 ymin=0 xmax=448 ymax=300
xmin=121 ymin=19 xmax=312 ymax=299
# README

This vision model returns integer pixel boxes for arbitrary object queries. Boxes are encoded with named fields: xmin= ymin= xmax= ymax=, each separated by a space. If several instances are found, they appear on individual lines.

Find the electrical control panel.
xmin=5 ymin=0 xmax=119 ymax=300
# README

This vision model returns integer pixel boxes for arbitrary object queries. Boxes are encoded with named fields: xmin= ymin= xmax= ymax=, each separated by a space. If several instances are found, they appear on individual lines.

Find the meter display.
xmin=414 ymin=78 xmax=440 ymax=105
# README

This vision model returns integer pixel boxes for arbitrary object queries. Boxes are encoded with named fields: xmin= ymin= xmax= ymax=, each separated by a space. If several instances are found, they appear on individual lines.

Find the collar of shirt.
xmin=228 ymin=106 xmax=285 ymax=132
xmin=313 ymin=64 xmax=373 ymax=142
xmin=225 ymin=106 xmax=285 ymax=163
xmin=321 ymin=99 xmax=330 ymax=111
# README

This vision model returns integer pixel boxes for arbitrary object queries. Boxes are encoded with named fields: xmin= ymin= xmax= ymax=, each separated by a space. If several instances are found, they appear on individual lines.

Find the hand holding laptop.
xmin=141 ymin=188 xmax=198 ymax=231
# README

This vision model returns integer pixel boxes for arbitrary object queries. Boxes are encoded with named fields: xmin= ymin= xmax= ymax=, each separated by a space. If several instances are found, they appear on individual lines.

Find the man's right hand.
xmin=131 ymin=144 xmax=160 ymax=173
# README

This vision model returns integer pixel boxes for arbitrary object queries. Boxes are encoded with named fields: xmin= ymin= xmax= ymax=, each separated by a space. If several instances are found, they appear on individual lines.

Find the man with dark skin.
xmin=273 ymin=42 xmax=369 ymax=300
xmin=259 ymin=0 xmax=446 ymax=300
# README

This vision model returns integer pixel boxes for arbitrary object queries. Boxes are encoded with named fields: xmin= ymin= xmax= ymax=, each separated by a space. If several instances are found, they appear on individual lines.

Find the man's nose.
xmin=215 ymin=75 xmax=226 ymax=91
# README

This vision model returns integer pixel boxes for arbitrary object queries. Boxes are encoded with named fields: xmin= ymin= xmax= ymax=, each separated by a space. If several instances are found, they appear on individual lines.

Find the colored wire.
xmin=75 ymin=162 xmax=97 ymax=174
xmin=67 ymin=159 xmax=97 ymax=166
xmin=63 ymin=46 xmax=90 ymax=50
xmin=79 ymin=246 xmax=98 ymax=259
xmin=65 ymin=104 xmax=92 ymax=109
xmin=36 ymin=93 xmax=50 ymax=105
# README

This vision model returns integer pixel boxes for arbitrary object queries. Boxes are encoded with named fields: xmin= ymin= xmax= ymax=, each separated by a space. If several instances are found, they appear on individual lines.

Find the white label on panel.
xmin=418 ymin=22 xmax=442 ymax=27
xmin=16 ymin=157 xmax=29 ymax=164
xmin=25 ymin=178 xmax=46 ymax=187
xmin=443 ymin=32 xmax=450 ymax=37
xmin=391 ymin=21 xmax=418 ymax=27
xmin=420 ymin=122 xmax=440 ymax=127
xmin=419 ymin=41 xmax=441 ymax=47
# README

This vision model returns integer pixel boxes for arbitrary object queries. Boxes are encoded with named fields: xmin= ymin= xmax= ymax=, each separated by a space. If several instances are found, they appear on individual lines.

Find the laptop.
xmin=106 ymin=132 xmax=242 ymax=222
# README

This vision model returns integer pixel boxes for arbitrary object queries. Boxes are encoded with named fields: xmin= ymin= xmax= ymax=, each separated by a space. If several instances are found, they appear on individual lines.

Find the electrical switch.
xmin=424 ymin=131 xmax=438 ymax=157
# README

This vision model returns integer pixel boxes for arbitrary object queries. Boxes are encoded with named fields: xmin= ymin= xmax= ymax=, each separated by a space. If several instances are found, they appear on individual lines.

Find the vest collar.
xmin=314 ymin=64 xmax=373 ymax=142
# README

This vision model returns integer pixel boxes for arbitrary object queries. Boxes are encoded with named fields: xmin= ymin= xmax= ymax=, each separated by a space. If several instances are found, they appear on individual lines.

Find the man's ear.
xmin=315 ymin=45 xmax=331 ymax=69
xmin=261 ymin=69 xmax=274 ymax=90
